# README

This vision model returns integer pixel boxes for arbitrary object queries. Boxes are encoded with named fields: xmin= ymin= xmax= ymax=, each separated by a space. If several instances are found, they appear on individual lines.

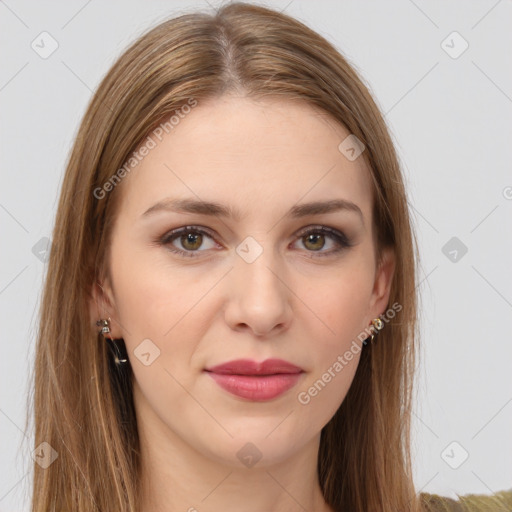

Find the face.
xmin=91 ymin=95 xmax=395 ymax=468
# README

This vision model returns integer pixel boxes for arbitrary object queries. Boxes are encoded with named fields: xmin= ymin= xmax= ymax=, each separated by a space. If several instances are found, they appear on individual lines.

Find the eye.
xmin=292 ymin=225 xmax=352 ymax=257
xmin=158 ymin=225 xmax=353 ymax=258
xmin=159 ymin=226 xmax=218 ymax=258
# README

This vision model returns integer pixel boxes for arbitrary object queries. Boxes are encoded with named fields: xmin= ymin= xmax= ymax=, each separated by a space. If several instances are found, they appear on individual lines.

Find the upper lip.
xmin=204 ymin=358 xmax=303 ymax=375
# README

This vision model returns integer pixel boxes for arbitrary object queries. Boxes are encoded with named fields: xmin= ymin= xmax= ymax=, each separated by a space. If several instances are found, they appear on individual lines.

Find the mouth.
xmin=203 ymin=358 xmax=304 ymax=401
xmin=204 ymin=358 xmax=304 ymax=375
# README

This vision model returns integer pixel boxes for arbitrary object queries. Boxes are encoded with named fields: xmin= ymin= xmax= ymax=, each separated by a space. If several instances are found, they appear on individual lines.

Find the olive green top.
xmin=419 ymin=488 xmax=512 ymax=511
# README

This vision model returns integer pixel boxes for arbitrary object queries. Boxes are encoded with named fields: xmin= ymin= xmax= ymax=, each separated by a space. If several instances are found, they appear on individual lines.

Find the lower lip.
xmin=205 ymin=372 xmax=303 ymax=401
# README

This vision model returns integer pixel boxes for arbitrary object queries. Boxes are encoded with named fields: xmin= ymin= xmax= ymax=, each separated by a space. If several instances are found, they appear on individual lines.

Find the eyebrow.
xmin=141 ymin=197 xmax=364 ymax=223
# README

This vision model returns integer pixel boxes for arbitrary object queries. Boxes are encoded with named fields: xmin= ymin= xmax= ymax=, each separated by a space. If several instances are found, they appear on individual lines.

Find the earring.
xmin=364 ymin=317 xmax=385 ymax=346
xmin=96 ymin=317 xmax=128 ymax=365
xmin=96 ymin=317 xmax=111 ymax=335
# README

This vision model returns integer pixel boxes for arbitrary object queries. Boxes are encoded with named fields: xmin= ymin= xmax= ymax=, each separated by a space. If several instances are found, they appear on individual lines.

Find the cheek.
xmin=294 ymin=257 xmax=373 ymax=411
xmin=110 ymin=243 xmax=212 ymax=341
xmin=319 ymin=286 xmax=370 ymax=338
xmin=108 ymin=244 xmax=228 ymax=403
xmin=294 ymin=287 xmax=367 ymax=429
xmin=304 ymin=259 xmax=375 ymax=343
xmin=293 ymin=312 xmax=363 ymax=438
xmin=108 ymin=248 xmax=212 ymax=419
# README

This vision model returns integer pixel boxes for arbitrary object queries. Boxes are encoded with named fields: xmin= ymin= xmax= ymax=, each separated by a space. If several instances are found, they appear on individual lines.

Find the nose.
xmin=223 ymin=248 xmax=293 ymax=338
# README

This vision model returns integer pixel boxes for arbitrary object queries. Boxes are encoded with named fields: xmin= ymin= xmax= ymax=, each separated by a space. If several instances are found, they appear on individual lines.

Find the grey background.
xmin=1 ymin=0 xmax=511 ymax=509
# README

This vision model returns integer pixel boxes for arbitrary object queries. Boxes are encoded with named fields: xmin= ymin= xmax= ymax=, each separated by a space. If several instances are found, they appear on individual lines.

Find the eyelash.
xmin=158 ymin=225 xmax=353 ymax=259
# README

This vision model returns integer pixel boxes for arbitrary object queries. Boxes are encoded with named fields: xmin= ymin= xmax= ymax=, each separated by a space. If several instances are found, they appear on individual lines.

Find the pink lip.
xmin=205 ymin=358 xmax=303 ymax=375
xmin=204 ymin=358 xmax=304 ymax=401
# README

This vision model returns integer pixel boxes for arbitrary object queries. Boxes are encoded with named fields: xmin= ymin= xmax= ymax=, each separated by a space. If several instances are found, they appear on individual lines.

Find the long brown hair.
xmin=29 ymin=3 xmax=423 ymax=511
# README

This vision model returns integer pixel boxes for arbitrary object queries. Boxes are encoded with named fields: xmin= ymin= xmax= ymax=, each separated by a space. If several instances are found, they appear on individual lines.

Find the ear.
xmin=367 ymin=246 xmax=396 ymax=322
xmin=88 ymin=276 xmax=123 ymax=339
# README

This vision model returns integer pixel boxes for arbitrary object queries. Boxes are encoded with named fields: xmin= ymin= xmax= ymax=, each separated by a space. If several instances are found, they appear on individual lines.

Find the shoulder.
xmin=419 ymin=488 xmax=512 ymax=512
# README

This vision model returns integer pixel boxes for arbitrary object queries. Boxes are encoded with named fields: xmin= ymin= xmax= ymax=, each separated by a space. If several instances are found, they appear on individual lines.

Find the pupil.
xmin=183 ymin=232 xmax=201 ymax=250
xmin=305 ymin=234 xmax=324 ymax=251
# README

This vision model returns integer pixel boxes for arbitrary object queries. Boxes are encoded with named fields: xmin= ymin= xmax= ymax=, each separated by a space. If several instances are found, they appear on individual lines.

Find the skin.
xmin=90 ymin=94 xmax=395 ymax=512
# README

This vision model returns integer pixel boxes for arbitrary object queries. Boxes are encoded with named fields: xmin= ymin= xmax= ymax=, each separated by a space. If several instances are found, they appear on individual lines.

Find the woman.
xmin=30 ymin=2 xmax=511 ymax=511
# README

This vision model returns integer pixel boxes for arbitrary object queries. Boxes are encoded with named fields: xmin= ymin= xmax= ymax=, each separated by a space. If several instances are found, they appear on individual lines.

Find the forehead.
xmin=116 ymin=95 xmax=373 ymax=223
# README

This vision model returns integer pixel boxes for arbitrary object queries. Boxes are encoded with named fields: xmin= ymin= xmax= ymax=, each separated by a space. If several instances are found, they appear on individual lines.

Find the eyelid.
xmin=159 ymin=225 xmax=219 ymax=255
xmin=294 ymin=224 xmax=352 ymax=246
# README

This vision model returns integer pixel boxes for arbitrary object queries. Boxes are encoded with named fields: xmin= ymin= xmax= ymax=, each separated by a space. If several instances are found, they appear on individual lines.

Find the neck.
xmin=137 ymin=411 xmax=334 ymax=512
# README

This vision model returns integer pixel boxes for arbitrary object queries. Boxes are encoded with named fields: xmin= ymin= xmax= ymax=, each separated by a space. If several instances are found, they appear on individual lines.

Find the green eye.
xmin=302 ymin=232 xmax=326 ymax=251
xmin=180 ymin=232 xmax=204 ymax=251
xmin=294 ymin=226 xmax=352 ymax=257
xmin=160 ymin=226 xmax=217 ymax=257
xmin=159 ymin=225 xmax=352 ymax=258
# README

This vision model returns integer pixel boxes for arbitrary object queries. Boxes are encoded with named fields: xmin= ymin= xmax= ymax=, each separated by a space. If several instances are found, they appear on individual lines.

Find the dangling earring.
xmin=363 ymin=317 xmax=385 ymax=346
xmin=96 ymin=317 xmax=128 ymax=365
